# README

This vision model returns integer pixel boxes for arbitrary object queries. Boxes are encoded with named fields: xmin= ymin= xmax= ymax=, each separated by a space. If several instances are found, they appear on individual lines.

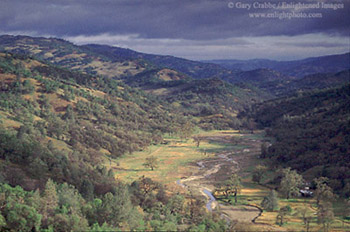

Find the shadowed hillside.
xmin=249 ymin=84 xmax=350 ymax=194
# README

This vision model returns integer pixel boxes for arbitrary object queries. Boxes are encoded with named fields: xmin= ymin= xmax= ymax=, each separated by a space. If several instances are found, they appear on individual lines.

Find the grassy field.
xmin=106 ymin=130 xmax=240 ymax=185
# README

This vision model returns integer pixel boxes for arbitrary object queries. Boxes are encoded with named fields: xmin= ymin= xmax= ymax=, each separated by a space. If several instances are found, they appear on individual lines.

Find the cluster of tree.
xmin=214 ymin=173 xmax=242 ymax=204
xmin=122 ymin=68 xmax=189 ymax=88
xmin=214 ymin=166 xmax=347 ymax=231
xmin=256 ymin=166 xmax=350 ymax=231
xmin=0 ymin=126 xmax=118 ymax=195
xmin=129 ymin=176 xmax=226 ymax=231
xmin=0 ymin=176 xmax=228 ymax=231
xmin=249 ymin=84 xmax=350 ymax=195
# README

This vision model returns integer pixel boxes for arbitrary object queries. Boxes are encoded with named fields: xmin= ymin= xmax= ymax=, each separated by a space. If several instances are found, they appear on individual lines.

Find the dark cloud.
xmin=1 ymin=0 xmax=349 ymax=39
xmin=275 ymin=41 xmax=349 ymax=48
xmin=0 ymin=0 xmax=349 ymax=60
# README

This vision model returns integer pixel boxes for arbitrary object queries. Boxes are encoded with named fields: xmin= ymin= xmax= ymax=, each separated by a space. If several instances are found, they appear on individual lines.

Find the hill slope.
xmin=250 ymin=84 xmax=350 ymax=193
xmin=0 ymin=52 xmax=187 ymax=191
xmin=0 ymin=35 xmax=148 ymax=78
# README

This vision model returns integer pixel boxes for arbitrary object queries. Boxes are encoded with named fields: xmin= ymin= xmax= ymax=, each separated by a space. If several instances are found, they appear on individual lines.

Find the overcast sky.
xmin=1 ymin=0 xmax=349 ymax=60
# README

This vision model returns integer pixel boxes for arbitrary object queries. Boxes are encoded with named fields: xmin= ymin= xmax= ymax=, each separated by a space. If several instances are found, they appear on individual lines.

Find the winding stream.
xmin=203 ymin=189 xmax=216 ymax=211
xmin=175 ymin=134 xmax=262 ymax=224
xmin=175 ymin=152 xmax=233 ymax=213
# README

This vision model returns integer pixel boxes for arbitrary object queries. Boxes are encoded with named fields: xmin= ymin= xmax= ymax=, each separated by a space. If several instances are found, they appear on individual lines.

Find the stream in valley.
xmin=175 ymin=133 xmax=262 ymax=224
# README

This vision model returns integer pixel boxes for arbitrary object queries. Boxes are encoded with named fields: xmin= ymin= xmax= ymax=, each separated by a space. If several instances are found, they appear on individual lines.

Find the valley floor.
xmin=107 ymin=130 xmax=350 ymax=231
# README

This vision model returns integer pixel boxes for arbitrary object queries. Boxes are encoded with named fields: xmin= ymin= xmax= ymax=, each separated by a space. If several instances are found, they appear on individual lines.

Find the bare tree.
xmin=314 ymin=177 xmax=336 ymax=206
xmin=297 ymin=204 xmax=313 ymax=232
xmin=192 ymin=136 xmax=202 ymax=147
xmin=276 ymin=205 xmax=292 ymax=226
xmin=317 ymin=202 xmax=334 ymax=232
xmin=230 ymin=173 xmax=242 ymax=204
xmin=261 ymin=190 xmax=279 ymax=212
xmin=143 ymin=156 xmax=158 ymax=171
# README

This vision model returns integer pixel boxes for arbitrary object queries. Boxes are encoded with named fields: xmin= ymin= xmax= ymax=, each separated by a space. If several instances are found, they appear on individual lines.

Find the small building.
xmin=300 ymin=189 xmax=313 ymax=197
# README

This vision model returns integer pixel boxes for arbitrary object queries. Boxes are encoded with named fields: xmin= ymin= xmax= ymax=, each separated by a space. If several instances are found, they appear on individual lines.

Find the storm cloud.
xmin=0 ymin=0 xmax=349 ymax=60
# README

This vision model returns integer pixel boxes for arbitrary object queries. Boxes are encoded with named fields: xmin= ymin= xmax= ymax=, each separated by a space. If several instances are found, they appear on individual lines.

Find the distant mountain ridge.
xmin=228 ymin=68 xmax=292 ymax=83
xmin=205 ymin=52 xmax=350 ymax=77
xmin=82 ymin=44 xmax=236 ymax=79
xmin=222 ymin=68 xmax=350 ymax=97
xmin=0 ymin=35 xmax=237 ymax=81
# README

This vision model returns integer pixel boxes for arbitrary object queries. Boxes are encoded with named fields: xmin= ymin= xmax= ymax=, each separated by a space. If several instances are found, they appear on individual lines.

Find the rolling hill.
xmin=0 ymin=35 xmax=236 ymax=81
xmin=0 ymin=35 xmax=147 ymax=78
xmin=2 ymin=34 xmax=348 ymax=100
xmin=0 ymin=35 xmax=271 ymax=129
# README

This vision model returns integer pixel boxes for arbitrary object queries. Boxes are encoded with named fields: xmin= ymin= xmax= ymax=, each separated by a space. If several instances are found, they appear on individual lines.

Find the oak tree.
xmin=143 ymin=156 xmax=159 ymax=171
xmin=279 ymin=168 xmax=303 ymax=199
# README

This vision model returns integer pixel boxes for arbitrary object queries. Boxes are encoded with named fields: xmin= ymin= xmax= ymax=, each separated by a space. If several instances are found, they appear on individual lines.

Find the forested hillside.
xmin=0 ymin=51 xmax=186 ymax=188
xmin=267 ymin=69 xmax=350 ymax=96
xmin=224 ymin=68 xmax=350 ymax=97
xmin=2 ymin=35 xmax=348 ymax=100
xmin=0 ymin=52 xmax=230 ymax=231
xmin=250 ymin=85 xmax=350 ymax=194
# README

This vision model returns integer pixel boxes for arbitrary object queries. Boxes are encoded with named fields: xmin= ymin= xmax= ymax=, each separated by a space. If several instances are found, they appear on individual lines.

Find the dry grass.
xmin=106 ymin=139 xmax=208 ymax=184
xmin=46 ymin=137 xmax=72 ymax=152
xmin=106 ymin=131 xmax=241 ymax=185
xmin=1 ymin=117 xmax=22 ymax=129
xmin=78 ymin=59 xmax=144 ymax=78
xmin=219 ymin=204 xmax=260 ymax=222
xmin=157 ymin=68 xmax=184 ymax=81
